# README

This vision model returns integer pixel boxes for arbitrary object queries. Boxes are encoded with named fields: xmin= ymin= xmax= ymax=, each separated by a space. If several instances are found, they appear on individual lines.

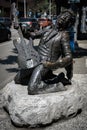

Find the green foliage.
xmin=33 ymin=0 xmax=56 ymax=14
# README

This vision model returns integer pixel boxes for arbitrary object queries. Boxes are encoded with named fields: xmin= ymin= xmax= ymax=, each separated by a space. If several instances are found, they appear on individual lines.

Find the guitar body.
xmin=13 ymin=38 xmax=40 ymax=69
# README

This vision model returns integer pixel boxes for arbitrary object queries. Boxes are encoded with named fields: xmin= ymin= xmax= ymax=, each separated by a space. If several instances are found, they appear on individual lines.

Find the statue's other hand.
xmin=42 ymin=61 xmax=50 ymax=67
xmin=42 ymin=60 xmax=61 ymax=70
xmin=43 ymin=61 xmax=55 ymax=69
xmin=28 ymin=32 xmax=36 ymax=39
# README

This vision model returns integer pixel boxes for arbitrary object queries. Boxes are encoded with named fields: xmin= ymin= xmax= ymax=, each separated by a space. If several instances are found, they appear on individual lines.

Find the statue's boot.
xmin=44 ymin=72 xmax=71 ymax=85
xmin=28 ymin=81 xmax=67 ymax=95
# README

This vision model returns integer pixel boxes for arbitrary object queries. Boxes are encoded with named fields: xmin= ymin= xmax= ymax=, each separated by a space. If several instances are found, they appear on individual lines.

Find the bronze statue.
xmin=14 ymin=10 xmax=75 ymax=95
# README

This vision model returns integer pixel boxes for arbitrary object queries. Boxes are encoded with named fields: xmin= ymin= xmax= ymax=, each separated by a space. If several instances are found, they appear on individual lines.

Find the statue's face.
xmin=57 ymin=10 xmax=75 ymax=30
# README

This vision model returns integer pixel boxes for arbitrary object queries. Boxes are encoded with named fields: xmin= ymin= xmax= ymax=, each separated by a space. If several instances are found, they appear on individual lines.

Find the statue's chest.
xmin=46 ymin=33 xmax=62 ymax=53
xmin=38 ymin=31 xmax=62 ymax=61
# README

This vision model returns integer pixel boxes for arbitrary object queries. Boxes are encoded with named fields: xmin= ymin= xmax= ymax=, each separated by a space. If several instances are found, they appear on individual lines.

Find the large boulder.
xmin=2 ymin=76 xmax=83 ymax=127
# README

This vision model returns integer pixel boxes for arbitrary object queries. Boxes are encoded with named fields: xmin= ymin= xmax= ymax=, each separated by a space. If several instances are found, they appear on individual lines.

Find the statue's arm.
xmin=55 ymin=31 xmax=73 ymax=68
xmin=43 ymin=31 xmax=73 ymax=70
xmin=29 ymin=29 xmax=48 ymax=39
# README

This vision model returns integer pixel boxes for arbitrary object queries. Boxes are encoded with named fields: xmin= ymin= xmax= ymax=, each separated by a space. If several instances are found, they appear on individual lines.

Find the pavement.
xmin=0 ymin=28 xmax=87 ymax=130
xmin=73 ymin=40 xmax=87 ymax=74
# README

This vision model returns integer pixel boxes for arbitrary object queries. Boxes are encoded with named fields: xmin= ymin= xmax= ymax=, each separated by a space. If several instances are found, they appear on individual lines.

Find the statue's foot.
xmin=61 ymin=78 xmax=71 ymax=86
xmin=28 ymin=82 xmax=67 ymax=95
xmin=54 ymin=82 xmax=67 ymax=91
xmin=42 ymin=82 xmax=67 ymax=94
xmin=57 ymin=72 xmax=72 ymax=85
xmin=44 ymin=72 xmax=71 ymax=86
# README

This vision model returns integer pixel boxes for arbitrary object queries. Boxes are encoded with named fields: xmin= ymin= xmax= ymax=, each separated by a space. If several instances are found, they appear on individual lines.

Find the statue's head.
xmin=57 ymin=9 xmax=75 ymax=30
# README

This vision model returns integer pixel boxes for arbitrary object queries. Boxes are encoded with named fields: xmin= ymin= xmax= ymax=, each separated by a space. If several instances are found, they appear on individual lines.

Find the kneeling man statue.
xmin=14 ymin=9 xmax=75 ymax=95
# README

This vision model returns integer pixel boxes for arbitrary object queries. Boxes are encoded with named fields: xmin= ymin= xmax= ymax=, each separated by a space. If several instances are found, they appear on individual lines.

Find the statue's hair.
xmin=57 ymin=9 xmax=76 ymax=29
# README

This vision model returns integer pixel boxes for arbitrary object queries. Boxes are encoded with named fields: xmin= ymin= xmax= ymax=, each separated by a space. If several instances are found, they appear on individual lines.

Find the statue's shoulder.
xmin=42 ymin=29 xmax=57 ymax=41
xmin=60 ymin=30 xmax=69 ymax=34
xmin=43 ymin=28 xmax=53 ymax=35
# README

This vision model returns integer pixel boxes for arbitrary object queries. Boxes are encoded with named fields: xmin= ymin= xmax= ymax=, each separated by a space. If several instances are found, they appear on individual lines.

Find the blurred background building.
xmin=0 ymin=0 xmax=87 ymax=39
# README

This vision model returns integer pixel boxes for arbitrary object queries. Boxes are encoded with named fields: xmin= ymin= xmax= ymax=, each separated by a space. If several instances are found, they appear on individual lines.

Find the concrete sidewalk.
xmin=78 ymin=40 xmax=87 ymax=44
xmin=73 ymin=40 xmax=87 ymax=74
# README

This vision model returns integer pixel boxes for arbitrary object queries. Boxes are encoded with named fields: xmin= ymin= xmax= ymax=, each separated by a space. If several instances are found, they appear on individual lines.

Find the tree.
xmin=80 ymin=0 xmax=87 ymax=6
xmin=55 ymin=0 xmax=68 ymax=15
xmin=11 ymin=0 xmax=17 ymax=4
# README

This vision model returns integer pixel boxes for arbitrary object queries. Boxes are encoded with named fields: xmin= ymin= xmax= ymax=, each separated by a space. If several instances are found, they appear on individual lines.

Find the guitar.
xmin=13 ymin=23 xmax=40 ymax=69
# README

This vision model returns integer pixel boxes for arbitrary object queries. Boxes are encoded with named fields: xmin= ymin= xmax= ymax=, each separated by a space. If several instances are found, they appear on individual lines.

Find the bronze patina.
xmin=14 ymin=10 xmax=75 ymax=94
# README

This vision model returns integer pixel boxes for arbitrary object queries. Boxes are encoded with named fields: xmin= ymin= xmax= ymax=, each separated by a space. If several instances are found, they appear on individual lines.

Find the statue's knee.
xmin=28 ymin=83 xmax=36 ymax=95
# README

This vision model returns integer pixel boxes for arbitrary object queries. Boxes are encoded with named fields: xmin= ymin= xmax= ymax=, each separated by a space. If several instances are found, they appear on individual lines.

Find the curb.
xmin=0 ymin=75 xmax=15 ymax=90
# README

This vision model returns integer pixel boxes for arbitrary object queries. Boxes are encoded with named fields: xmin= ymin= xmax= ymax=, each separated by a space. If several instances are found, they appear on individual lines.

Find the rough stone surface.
xmin=1 ymin=78 xmax=83 ymax=127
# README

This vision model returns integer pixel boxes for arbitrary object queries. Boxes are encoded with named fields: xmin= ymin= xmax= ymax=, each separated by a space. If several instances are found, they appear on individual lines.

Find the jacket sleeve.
xmin=56 ymin=31 xmax=73 ymax=67
xmin=29 ymin=28 xmax=48 ymax=39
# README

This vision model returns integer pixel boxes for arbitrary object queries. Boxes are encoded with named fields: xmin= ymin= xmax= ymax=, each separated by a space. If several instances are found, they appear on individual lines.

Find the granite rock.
xmin=2 ymin=80 xmax=83 ymax=127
